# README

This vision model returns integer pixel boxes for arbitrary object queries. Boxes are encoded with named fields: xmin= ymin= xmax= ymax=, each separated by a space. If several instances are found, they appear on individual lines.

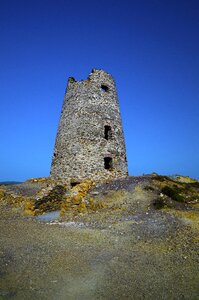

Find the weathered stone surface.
xmin=50 ymin=69 xmax=128 ymax=181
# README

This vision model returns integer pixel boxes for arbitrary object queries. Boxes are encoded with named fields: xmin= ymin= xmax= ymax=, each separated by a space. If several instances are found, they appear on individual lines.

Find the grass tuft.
xmin=161 ymin=186 xmax=184 ymax=202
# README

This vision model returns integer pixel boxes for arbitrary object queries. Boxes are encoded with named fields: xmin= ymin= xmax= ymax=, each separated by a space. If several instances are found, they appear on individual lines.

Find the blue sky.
xmin=0 ymin=0 xmax=198 ymax=181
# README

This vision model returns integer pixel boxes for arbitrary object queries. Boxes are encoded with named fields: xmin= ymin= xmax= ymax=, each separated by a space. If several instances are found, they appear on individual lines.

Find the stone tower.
xmin=50 ymin=69 xmax=128 ymax=182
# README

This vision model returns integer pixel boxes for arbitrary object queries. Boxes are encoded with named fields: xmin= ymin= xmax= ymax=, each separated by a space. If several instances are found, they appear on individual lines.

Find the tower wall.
xmin=50 ymin=69 xmax=128 ymax=182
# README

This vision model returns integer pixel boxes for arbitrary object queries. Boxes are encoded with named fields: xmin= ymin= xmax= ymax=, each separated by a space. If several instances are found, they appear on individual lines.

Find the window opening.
xmin=104 ymin=157 xmax=113 ymax=170
xmin=101 ymin=84 xmax=109 ymax=92
xmin=104 ymin=125 xmax=112 ymax=140
xmin=70 ymin=182 xmax=80 ymax=187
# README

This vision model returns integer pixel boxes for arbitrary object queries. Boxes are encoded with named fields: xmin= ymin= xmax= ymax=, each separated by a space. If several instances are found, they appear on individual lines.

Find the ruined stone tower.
xmin=50 ymin=69 xmax=128 ymax=182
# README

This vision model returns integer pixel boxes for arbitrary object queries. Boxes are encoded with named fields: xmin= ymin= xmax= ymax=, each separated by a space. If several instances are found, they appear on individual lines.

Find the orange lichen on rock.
xmin=61 ymin=179 xmax=95 ymax=215
xmin=24 ymin=200 xmax=36 ymax=215
xmin=26 ymin=177 xmax=51 ymax=183
xmin=0 ymin=189 xmax=6 ymax=200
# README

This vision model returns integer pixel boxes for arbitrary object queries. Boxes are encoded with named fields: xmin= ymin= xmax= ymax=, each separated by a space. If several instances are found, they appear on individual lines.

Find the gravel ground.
xmin=1 ymin=182 xmax=49 ymax=197
xmin=0 ymin=178 xmax=199 ymax=299
xmin=0 ymin=209 xmax=199 ymax=299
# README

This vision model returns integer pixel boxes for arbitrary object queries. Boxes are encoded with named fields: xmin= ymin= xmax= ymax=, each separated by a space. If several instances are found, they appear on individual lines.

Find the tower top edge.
xmin=67 ymin=68 xmax=113 ymax=84
xmin=89 ymin=68 xmax=112 ymax=76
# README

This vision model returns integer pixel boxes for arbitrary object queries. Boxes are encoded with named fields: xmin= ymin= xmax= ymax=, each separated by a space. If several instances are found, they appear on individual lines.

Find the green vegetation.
xmin=153 ymin=175 xmax=174 ymax=182
xmin=186 ymin=182 xmax=199 ymax=189
xmin=161 ymin=186 xmax=184 ymax=202
xmin=153 ymin=197 xmax=166 ymax=209
xmin=34 ymin=185 xmax=67 ymax=212
xmin=152 ymin=174 xmax=199 ymax=205
xmin=144 ymin=185 xmax=155 ymax=191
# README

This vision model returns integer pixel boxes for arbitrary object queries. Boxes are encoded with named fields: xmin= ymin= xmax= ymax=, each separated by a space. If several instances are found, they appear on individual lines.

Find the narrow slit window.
xmin=71 ymin=182 xmax=80 ymax=187
xmin=104 ymin=125 xmax=112 ymax=140
xmin=104 ymin=157 xmax=113 ymax=170
xmin=101 ymin=84 xmax=109 ymax=92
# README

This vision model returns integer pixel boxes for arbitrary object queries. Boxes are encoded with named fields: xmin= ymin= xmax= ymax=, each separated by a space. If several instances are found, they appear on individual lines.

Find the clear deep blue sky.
xmin=0 ymin=0 xmax=198 ymax=181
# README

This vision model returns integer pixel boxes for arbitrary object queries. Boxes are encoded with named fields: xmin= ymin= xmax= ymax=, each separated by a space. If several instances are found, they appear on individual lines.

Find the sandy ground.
xmin=0 ymin=209 xmax=199 ymax=299
xmin=0 ymin=178 xmax=199 ymax=299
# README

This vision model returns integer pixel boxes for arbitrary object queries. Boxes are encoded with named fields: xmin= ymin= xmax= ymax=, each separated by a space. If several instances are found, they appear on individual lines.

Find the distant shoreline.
xmin=0 ymin=181 xmax=22 ymax=185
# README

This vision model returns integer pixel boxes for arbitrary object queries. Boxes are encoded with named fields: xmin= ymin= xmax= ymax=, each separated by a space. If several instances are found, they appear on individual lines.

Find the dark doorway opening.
xmin=101 ymin=84 xmax=109 ymax=92
xmin=104 ymin=157 xmax=113 ymax=170
xmin=70 ymin=182 xmax=80 ymax=187
xmin=104 ymin=125 xmax=112 ymax=140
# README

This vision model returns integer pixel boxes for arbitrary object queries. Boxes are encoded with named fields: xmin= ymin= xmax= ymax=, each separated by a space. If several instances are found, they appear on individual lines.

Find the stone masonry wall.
xmin=50 ymin=69 xmax=128 ymax=182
